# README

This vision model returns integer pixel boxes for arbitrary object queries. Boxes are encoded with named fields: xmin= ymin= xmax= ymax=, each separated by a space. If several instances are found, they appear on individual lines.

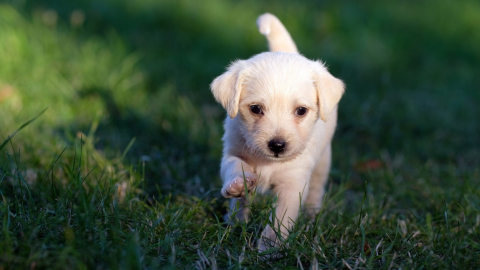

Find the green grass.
xmin=1 ymin=0 xmax=479 ymax=268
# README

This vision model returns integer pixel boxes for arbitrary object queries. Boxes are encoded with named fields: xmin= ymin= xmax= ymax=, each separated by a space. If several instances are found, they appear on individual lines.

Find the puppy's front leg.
xmin=221 ymin=155 xmax=257 ymax=222
xmin=259 ymin=171 xmax=310 ymax=252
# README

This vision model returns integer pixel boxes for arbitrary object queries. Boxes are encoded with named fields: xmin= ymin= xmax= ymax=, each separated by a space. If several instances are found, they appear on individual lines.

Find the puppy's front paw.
xmin=221 ymin=174 xmax=257 ymax=198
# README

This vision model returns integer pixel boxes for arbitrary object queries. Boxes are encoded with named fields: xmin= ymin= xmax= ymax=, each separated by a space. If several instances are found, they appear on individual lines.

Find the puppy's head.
xmin=211 ymin=52 xmax=344 ymax=161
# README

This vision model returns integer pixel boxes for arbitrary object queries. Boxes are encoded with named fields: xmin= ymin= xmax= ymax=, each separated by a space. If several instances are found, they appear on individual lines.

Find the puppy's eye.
xmin=250 ymin=105 xmax=263 ymax=115
xmin=295 ymin=107 xmax=308 ymax=116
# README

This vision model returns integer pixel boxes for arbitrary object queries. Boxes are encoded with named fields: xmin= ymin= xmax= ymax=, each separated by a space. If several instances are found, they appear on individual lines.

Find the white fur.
xmin=211 ymin=13 xmax=345 ymax=251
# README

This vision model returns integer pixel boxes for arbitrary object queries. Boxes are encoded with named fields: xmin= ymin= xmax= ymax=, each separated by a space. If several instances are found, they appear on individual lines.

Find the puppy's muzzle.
xmin=268 ymin=139 xmax=286 ymax=156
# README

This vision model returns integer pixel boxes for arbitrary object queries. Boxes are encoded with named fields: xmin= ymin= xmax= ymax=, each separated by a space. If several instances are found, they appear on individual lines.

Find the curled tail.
xmin=256 ymin=13 xmax=298 ymax=53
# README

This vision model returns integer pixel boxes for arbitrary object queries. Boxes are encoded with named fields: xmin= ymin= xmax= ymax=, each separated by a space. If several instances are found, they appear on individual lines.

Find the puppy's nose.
xmin=268 ymin=139 xmax=286 ymax=154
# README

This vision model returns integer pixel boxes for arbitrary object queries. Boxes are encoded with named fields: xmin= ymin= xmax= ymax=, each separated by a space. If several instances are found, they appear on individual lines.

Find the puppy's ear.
xmin=313 ymin=61 xmax=345 ymax=121
xmin=210 ymin=60 xmax=247 ymax=118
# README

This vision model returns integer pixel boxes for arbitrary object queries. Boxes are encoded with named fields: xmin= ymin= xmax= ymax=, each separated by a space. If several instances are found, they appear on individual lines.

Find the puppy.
xmin=210 ymin=13 xmax=345 ymax=251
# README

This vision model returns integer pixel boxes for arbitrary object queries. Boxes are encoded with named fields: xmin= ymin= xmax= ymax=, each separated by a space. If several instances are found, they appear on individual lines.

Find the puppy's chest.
xmin=253 ymin=161 xmax=301 ymax=189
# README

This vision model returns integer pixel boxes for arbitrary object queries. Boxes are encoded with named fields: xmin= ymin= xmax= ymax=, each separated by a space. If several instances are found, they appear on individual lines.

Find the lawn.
xmin=1 ymin=0 xmax=479 ymax=268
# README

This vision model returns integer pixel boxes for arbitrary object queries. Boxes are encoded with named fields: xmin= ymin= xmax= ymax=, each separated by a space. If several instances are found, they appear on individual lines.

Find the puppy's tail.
xmin=256 ymin=13 xmax=298 ymax=53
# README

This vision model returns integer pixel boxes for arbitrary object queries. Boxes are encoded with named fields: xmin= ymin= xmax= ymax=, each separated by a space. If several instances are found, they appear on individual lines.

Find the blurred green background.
xmin=1 ymin=0 xmax=479 ymax=195
xmin=1 ymin=0 xmax=478 ymax=191
xmin=1 ymin=0 xmax=479 ymax=268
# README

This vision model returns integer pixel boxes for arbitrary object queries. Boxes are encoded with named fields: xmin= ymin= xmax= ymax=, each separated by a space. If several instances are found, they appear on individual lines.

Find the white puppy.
xmin=210 ymin=13 xmax=345 ymax=251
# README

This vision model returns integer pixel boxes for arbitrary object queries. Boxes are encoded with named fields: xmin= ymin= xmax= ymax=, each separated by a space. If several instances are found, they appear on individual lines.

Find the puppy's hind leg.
xmin=305 ymin=144 xmax=332 ymax=216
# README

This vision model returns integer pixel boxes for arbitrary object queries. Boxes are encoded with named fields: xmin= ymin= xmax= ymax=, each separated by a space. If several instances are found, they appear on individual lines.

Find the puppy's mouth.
xmin=268 ymin=151 xmax=291 ymax=161
xmin=272 ymin=153 xmax=289 ymax=161
xmin=266 ymin=145 xmax=304 ymax=162
xmin=265 ymin=154 xmax=293 ymax=163
xmin=251 ymin=146 xmax=299 ymax=162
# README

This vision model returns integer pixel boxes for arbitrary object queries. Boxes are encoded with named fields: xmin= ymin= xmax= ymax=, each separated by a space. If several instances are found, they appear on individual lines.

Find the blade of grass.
xmin=357 ymin=181 xmax=368 ymax=228
xmin=6 ymin=152 xmax=35 ymax=209
xmin=0 ymin=169 xmax=6 ymax=185
xmin=120 ymin=137 xmax=136 ymax=161
xmin=241 ymin=163 xmax=249 ymax=202
xmin=0 ymin=107 xmax=48 ymax=150
xmin=41 ymin=146 xmax=67 ymax=184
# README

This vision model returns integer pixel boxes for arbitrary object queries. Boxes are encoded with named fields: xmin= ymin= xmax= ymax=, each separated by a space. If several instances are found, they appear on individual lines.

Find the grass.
xmin=1 ymin=0 xmax=479 ymax=268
